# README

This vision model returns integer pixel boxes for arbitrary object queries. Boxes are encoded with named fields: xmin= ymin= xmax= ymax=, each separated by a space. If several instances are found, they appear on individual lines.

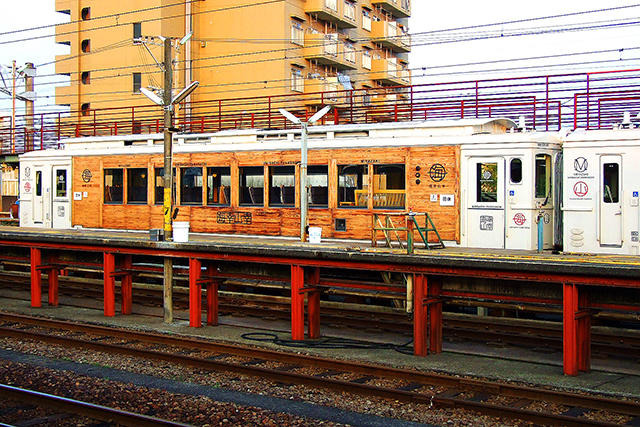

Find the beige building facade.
xmin=55 ymin=0 xmax=411 ymax=120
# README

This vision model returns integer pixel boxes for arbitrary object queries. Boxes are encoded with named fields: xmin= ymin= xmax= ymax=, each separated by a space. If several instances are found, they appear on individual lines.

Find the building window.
xmin=344 ymin=42 xmax=356 ymax=64
xmin=81 ymin=71 xmax=90 ymax=85
xmin=104 ymin=169 xmax=123 ymax=204
xmin=81 ymin=7 xmax=90 ymax=20
xmin=476 ymin=163 xmax=497 ymax=203
xmin=180 ymin=167 xmax=203 ymax=205
xmin=81 ymin=103 xmax=90 ymax=116
xmin=338 ymin=164 xmax=368 ymax=208
xmin=510 ymin=158 xmax=522 ymax=184
xmin=362 ymin=8 xmax=372 ymax=31
xmin=291 ymin=20 xmax=304 ymax=46
xmin=362 ymin=49 xmax=372 ymax=70
xmin=81 ymin=39 xmax=90 ymax=53
xmin=268 ymin=166 xmax=295 ymax=207
xmin=154 ymin=167 xmax=176 ymax=205
xmin=55 ymin=170 xmax=67 ymax=198
xmin=344 ymin=0 xmax=356 ymax=22
xmin=206 ymin=167 xmax=231 ymax=206
xmin=291 ymin=67 xmax=304 ymax=93
xmin=373 ymin=164 xmax=405 ymax=209
xmin=239 ymin=166 xmax=264 ymax=206
xmin=133 ymin=22 xmax=142 ymax=41
xmin=535 ymin=154 xmax=551 ymax=199
xmin=309 ymin=165 xmax=328 ymax=207
xmin=133 ymin=72 xmax=141 ymax=93
xmin=325 ymin=0 xmax=337 ymax=12
xmin=127 ymin=168 xmax=148 ymax=204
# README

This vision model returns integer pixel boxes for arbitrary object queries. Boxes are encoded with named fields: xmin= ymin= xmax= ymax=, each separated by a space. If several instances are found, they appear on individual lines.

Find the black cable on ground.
xmin=241 ymin=332 xmax=414 ymax=355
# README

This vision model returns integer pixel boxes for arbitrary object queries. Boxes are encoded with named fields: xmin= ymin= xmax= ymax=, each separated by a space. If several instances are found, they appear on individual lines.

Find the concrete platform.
xmin=0 ymin=292 xmax=639 ymax=400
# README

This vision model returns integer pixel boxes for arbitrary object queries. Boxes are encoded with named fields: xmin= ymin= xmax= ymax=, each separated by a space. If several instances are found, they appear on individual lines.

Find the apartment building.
xmin=54 ymin=0 xmax=411 ymax=118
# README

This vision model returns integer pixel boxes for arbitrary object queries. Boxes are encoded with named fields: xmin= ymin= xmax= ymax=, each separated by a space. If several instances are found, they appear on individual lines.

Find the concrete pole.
xmin=11 ymin=60 xmax=16 ymax=154
xmin=300 ymin=122 xmax=308 ymax=242
xmin=162 ymin=37 xmax=174 ymax=241
xmin=24 ymin=63 xmax=35 ymax=151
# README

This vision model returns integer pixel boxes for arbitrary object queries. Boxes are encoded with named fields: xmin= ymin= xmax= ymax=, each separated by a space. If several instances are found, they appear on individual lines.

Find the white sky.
xmin=1 ymin=0 xmax=640 ymax=115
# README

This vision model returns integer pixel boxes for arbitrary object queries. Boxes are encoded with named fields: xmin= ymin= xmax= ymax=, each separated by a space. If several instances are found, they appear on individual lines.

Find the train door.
xmin=600 ymin=155 xmax=622 ymax=246
xmin=466 ymin=157 xmax=505 ymax=248
xmin=32 ymin=168 xmax=51 ymax=226
xmin=51 ymin=166 xmax=71 ymax=229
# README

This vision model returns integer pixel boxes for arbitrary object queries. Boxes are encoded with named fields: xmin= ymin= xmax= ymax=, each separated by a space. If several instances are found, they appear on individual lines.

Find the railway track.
xmin=0 ymin=383 xmax=190 ymax=426
xmin=0 ymin=312 xmax=638 ymax=426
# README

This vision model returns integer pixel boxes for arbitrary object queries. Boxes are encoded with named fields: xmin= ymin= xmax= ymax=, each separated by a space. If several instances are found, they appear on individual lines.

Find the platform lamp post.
xmin=279 ymin=106 xmax=331 ymax=242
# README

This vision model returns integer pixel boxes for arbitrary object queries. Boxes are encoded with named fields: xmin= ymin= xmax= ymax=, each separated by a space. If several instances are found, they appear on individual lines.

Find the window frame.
xmin=239 ymin=166 xmax=265 ymax=207
xmin=104 ymin=168 xmax=124 ymax=204
xmin=126 ymin=168 xmax=148 ymax=204
xmin=206 ymin=166 xmax=231 ymax=206
xmin=179 ymin=167 xmax=204 ymax=206
xmin=268 ymin=166 xmax=296 ymax=208
xmin=338 ymin=164 xmax=368 ymax=209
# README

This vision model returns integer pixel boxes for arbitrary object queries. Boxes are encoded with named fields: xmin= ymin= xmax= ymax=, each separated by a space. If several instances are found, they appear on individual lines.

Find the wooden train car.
xmin=18 ymin=118 xmax=563 ymax=250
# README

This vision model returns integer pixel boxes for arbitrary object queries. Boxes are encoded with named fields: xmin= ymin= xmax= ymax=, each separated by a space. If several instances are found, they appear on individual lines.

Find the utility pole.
xmin=11 ymin=60 xmax=16 ymax=154
xmin=24 ymin=63 xmax=35 ymax=151
xmin=162 ymin=37 xmax=174 ymax=241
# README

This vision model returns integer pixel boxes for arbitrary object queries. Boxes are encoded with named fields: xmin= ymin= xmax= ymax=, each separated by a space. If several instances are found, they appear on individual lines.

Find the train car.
xmin=18 ymin=118 xmax=563 ymax=251
xmin=562 ymin=127 xmax=640 ymax=255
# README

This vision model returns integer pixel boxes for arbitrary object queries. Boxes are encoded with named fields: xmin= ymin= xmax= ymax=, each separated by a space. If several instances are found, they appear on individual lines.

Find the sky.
xmin=1 ymin=0 xmax=639 ymax=117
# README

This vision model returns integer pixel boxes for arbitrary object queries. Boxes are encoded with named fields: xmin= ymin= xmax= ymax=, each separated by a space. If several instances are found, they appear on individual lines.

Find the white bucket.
xmin=308 ymin=226 xmax=322 ymax=243
xmin=173 ymin=221 xmax=190 ymax=243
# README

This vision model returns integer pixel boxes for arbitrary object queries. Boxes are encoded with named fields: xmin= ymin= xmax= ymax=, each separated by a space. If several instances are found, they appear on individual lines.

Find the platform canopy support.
xmin=189 ymin=258 xmax=203 ymax=328
xmin=103 ymin=252 xmax=116 ymax=317
xmin=413 ymin=274 xmax=443 ymax=356
xmin=563 ymin=283 xmax=591 ymax=376
xmin=29 ymin=247 xmax=42 ymax=308
xmin=290 ymin=264 xmax=305 ymax=340
xmin=163 ymin=257 xmax=173 ymax=323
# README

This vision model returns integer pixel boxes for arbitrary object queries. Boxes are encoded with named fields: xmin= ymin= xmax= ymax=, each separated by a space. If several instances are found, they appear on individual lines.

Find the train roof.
xmin=19 ymin=117 xmax=565 ymax=160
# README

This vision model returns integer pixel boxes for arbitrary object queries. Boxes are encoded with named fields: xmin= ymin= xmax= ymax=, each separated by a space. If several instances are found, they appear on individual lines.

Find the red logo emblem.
xmin=24 ymin=182 xmax=31 ymax=193
xmin=573 ymin=181 xmax=588 ymax=197
xmin=513 ymin=213 xmax=526 ymax=226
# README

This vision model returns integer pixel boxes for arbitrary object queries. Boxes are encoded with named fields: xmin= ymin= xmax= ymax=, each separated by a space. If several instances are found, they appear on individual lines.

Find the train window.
xmin=373 ymin=164 xmax=405 ymax=209
xmin=104 ymin=169 xmax=123 ymax=204
xmin=180 ymin=167 xmax=203 ymax=205
xmin=535 ymin=154 xmax=551 ymax=199
xmin=338 ymin=164 xmax=367 ymax=208
xmin=55 ymin=170 xmax=67 ymax=198
xmin=35 ymin=171 xmax=42 ymax=197
xmin=206 ymin=167 xmax=231 ymax=206
xmin=127 ymin=168 xmax=147 ymax=204
xmin=154 ymin=168 xmax=176 ymax=205
xmin=239 ymin=166 xmax=264 ymax=206
xmin=309 ymin=165 xmax=328 ymax=208
xmin=603 ymin=163 xmax=619 ymax=203
xmin=510 ymin=158 xmax=522 ymax=184
xmin=269 ymin=166 xmax=295 ymax=207
xmin=476 ymin=163 xmax=497 ymax=203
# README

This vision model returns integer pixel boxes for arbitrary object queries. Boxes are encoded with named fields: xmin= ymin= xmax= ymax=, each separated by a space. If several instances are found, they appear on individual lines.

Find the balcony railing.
xmin=371 ymin=0 xmax=411 ymax=18
xmin=303 ymin=33 xmax=357 ymax=70
xmin=371 ymin=58 xmax=410 ymax=86
xmin=371 ymin=20 xmax=411 ymax=53
xmin=305 ymin=0 xmax=358 ymax=29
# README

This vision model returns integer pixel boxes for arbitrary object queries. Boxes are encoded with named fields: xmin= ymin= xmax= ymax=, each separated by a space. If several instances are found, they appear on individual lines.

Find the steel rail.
xmin=0 ymin=312 xmax=638 ymax=424
xmin=0 ymin=383 xmax=192 ymax=427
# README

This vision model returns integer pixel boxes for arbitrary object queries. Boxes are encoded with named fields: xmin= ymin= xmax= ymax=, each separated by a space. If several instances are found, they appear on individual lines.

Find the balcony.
xmin=305 ymin=0 xmax=357 ymax=29
xmin=371 ymin=20 xmax=410 ymax=53
xmin=371 ymin=58 xmax=410 ymax=86
xmin=304 ymin=33 xmax=357 ymax=70
xmin=55 ymin=55 xmax=74 ymax=75
xmin=303 ymin=78 xmax=346 ymax=106
xmin=371 ymin=0 xmax=411 ymax=18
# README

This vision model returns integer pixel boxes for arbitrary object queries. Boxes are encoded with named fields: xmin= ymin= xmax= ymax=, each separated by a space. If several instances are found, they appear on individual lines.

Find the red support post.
xmin=189 ymin=258 xmax=202 ymax=327
xmin=428 ymin=279 xmax=443 ymax=354
xmin=103 ymin=252 xmax=116 ymax=317
xmin=205 ymin=265 xmax=219 ymax=326
xmin=47 ymin=266 xmax=59 ymax=307
xmin=307 ymin=267 xmax=321 ymax=339
xmin=413 ymin=274 xmax=427 ymax=356
xmin=30 ymin=247 xmax=42 ymax=308
xmin=121 ymin=254 xmax=132 ymax=315
xmin=563 ymin=283 xmax=592 ymax=375
xmin=290 ymin=264 xmax=305 ymax=340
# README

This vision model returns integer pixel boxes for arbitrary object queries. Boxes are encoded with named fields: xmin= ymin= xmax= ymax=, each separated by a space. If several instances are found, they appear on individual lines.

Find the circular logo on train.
xmin=573 ymin=157 xmax=588 ymax=173
xmin=81 ymin=169 xmax=92 ymax=183
xmin=513 ymin=212 xmax=526 ymax=226
xmin=573 ymin=181 xmax=588 ymax=197
xmin=428 ymin=164 xmax=447 ymax=182
xmin=24 ymin=182 xmax=31 ymax=193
